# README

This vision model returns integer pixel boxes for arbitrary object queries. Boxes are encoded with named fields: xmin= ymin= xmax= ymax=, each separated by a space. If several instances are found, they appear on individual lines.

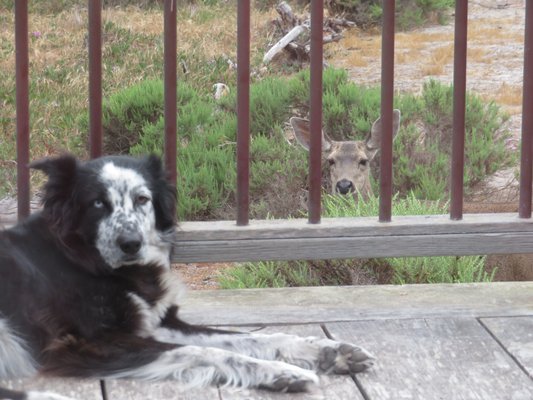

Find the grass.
xmin=420 ymin=44 xmax=453 ymax=76
xmin=490 ymin=83 xmax=523 ymax=109
xmin=220 ymin=193 xmax=494 ymax=289
xmin=0 ymin=2 xmax=275 ymax=196
xmin=0 ymin=1 xmax=514 ymax=288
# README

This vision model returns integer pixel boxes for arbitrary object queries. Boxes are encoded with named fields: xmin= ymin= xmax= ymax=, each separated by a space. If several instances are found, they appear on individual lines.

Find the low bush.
xmin=220 ymin=193 xmax=494 ymax=288
xmin=91 ymin=67 xmax=514 ymax=220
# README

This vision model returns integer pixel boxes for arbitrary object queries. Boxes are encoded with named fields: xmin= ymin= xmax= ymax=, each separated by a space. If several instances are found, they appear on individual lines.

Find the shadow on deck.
xmin=2 ymin=282 xmax=533 ymax=399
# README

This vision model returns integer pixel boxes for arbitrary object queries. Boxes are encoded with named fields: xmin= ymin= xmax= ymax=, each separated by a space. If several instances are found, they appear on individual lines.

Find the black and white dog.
xmin=0 ymin=154 xmax=374 ymax=400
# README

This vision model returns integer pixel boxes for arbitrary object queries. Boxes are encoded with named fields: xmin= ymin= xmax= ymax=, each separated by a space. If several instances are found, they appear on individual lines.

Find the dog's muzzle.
xmin=117 ymin=232 xmax=143 ymax=256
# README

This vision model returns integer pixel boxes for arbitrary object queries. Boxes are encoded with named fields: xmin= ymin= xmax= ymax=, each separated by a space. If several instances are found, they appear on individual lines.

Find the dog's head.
xmin=31 ymin=154 xmax=176 ymax=273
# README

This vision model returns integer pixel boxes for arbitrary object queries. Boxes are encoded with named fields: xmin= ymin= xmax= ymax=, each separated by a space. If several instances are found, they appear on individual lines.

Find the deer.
xmin=288 ymin=112 xmax=532 ymax=282
xmin=289 ymin=110 xmax=401 ymax=198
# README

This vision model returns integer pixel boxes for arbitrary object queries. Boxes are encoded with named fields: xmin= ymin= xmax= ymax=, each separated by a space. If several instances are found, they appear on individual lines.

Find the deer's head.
xmin=290 ymin=110 xmax=401 ymax=197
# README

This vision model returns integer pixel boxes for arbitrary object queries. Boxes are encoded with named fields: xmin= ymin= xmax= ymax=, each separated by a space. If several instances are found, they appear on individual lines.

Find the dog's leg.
xmin=41 ymin=335 xmax=318 ymax=392
xmin=157 ymin=312 xmax=374 ymax=375
xmin=111 ymin=346 xmax=318 ymax=392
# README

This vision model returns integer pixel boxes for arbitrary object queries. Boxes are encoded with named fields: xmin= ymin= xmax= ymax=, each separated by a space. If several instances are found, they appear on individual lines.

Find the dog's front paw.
xmin=258 ymin=363 xmax=319 ymax=392
xmin=318 ymin=342 xmax=375 ymax=374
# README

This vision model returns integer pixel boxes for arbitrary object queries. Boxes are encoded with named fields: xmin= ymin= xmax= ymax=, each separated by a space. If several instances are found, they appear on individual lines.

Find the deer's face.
xmin=326 ymin=141 xmax=372 ymax=195
xmin=290 ymin=110 xmax=401 ymax=199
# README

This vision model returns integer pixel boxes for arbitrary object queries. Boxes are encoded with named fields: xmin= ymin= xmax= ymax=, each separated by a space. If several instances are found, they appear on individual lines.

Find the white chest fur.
xmin=128 ymin=270 xmax=186 ymax=337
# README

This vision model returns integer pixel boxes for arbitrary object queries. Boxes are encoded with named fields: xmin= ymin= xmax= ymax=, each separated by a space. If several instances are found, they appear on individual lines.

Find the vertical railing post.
xmin=236 ymin=0 xmax=250 ymax=226
xmin=378 ymin=0 xmax=395 ymax=223
xmin=164 ymin=0 xmax=177 ymax=187
xmin=88 ymin=0 xmax=103 ymax=159
xmin=519 ymin=0 xmax=533 ymax=219
xmin=15 ymin=0 xmax=30 ymax=220
xmin=308 ymin=0 xmax=324 ymax=224
xmin=450 ymin=0 xmax=468 ymax=220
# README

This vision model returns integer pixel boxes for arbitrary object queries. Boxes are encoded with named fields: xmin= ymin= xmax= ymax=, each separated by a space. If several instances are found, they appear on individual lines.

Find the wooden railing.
xmin=8 ymin=1 xmax=533 ymax=263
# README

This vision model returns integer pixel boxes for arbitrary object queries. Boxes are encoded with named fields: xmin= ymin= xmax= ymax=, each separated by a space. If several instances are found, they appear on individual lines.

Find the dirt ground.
xmin=179 ymin=0 xmax=528 ymax=290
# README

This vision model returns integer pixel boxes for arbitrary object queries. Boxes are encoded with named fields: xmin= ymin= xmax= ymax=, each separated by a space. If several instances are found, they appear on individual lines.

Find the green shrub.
xmin=220 ymin=193 xmax=494 ymax=289
xmin=288 ymin=69 xmax=514 ymax=200
xmin=0 ymin=0 xmax=163 ymax=14
xmin=91 ymin=67 xmax=514 ymax=219
xmin=323 ymin=193 xmax=494 ymax=284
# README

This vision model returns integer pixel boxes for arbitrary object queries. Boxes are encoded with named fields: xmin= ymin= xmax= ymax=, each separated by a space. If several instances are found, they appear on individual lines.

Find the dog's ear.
xmin=145 ymin=155 xmax=177 ymax=230
xmin=30 ymin=154 xmax=79 ymax=233
xmin=30 ymin=154 xmax=78 ymax=181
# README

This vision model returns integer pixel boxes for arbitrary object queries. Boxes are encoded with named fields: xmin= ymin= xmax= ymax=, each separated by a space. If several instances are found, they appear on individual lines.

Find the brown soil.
xmin=172 ymin=263 xmax=234 ymax=290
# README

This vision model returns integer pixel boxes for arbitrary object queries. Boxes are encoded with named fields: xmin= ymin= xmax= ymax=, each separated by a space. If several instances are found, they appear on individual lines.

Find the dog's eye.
xmin=93 ymin=199 xmax=104 ymax=209
xmin=328 ymin=158 xmax=335 ymax=166
xmin=359 ymin=159 xmax=368 ymax=167
xmin=136 ymin=195 xmax=151 ymax=206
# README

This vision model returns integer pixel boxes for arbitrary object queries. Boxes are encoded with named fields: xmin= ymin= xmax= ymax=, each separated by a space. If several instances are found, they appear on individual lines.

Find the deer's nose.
xmin=336 ymin=179 xmax=354 ymax=195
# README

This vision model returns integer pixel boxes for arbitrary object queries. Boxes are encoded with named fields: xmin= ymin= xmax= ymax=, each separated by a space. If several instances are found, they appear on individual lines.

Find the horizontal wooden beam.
xmin=180 ymin=282 xmax=533 ymax=325
xmin=173 ymin=213 xmax=533 ymax=263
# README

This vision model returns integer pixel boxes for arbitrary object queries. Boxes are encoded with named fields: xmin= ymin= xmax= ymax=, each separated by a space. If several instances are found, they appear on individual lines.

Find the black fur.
xmin=0 ymin=155 xmax=181 ymax=393
xmin=0 ymin=154 xmax=374 ymax=398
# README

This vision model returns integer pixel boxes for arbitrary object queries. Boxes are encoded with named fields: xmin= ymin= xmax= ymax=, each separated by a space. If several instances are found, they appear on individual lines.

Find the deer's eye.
xmin=359 ymin=159 xmax=368 ymax=167
xmin=328 ymin=158 xmax=336 ymax=166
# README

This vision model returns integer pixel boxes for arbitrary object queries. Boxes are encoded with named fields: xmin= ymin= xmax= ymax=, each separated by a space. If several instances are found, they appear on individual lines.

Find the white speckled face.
xmin=95 ymin=162 xmax=171 ymax=269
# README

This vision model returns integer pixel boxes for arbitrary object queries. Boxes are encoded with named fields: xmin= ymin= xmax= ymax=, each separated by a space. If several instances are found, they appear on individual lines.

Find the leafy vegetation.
xmin=98 ymin=68 xmax=513 ymax=220
xmin=0 ymin=0 xmax=511 ymax=287
xmin=220 ymin=193 xmax=494 ymax=289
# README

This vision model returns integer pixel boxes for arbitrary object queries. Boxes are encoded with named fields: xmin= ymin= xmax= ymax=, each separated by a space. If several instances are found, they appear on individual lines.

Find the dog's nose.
xmin=117 ymin=234 xmax=142 ymax=255
xmin=336 ymin=179 xmax=354 ymax=195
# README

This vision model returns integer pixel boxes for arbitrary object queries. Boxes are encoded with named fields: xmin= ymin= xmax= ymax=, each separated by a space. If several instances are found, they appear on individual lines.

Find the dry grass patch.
xmin=398 ymin=31 xmax=453 ymax=46
xmin=468 ymin=21 xmax=523 ymax=44
xmin=419 ymin=43 xmax=453 ymax=77
xmin=488 ymin=83 xmax=522 ymax=109
xmin=329 ymin=31 xmax=380 ymax=68
xmin=468 ymin=46 xmax=490 ymax=63
xmin=0 ymin=3 xmax=275 ymax=196
xmin=395 ymin=49 xmax=421 ymax=64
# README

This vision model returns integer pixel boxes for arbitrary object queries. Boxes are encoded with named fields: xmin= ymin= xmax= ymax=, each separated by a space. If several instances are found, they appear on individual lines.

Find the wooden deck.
xmin=2 ymin=282 xmax=533 ymax=399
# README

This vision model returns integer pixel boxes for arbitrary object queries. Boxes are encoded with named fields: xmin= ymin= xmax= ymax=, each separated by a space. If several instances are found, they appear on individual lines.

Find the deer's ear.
xmin=289 ymin=117 xmax=332 ymax=152
xmin=365 ymin=109 xmax=401 ymax=159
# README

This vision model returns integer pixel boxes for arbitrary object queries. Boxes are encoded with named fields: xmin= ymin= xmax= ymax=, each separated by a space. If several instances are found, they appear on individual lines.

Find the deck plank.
xmin=2 ymin=283 xmax=532 ymax=399
xmin=0 ymin=377 xmax=102 ymax=400
xmin=480 ymin=316 xmax=533 ymax=379
xmin=325 ymin=318 xmax=533 ymax=400
xmin=218 ymin=324 xmax=363 ymax=400
xmin=180 ymin=282 xmax=533 ymax=326
xmin=103 ymin=379 xmax=220 ymax=400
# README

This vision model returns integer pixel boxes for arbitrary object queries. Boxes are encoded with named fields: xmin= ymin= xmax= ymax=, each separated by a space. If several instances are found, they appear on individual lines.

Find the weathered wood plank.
xmin=180 ymin=282 xmax=533 ymax=326
xmin=325 ymin=318 xmax=533 ymax=400
xmin=103 ymin=379 xmax=220 ymax=400
xmin=171 ymin=213 xmax=533 ymax=263
xmin=5 ymin=205 xmax=533 ymax=262
xmin=176 ymin=214 xmax=533 ymax=241
xmin=173 ymin=230 xmax=533 ymax=263
xmin=480 ymin=316 xmax=533 ymax=379
xmin=218 ymin=324 xmax=363 ymax=400
xmin=0 ymin=377 xmax=102 ymax=400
